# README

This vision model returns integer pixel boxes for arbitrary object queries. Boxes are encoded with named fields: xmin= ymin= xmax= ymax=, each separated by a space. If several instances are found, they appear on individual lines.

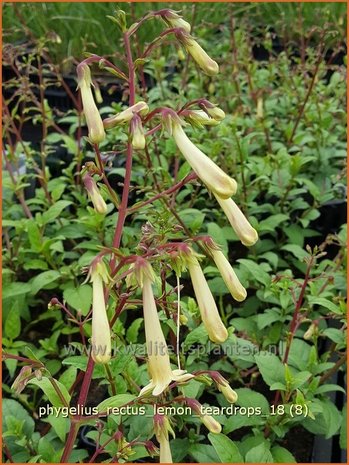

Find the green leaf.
xmin=238 ymin=259 xmax=270 ymax=286
xmin=339 ymin=404 xmax=347 ymax=449
xmin=2 ymin=399 xmax=35 ymax=438
xmin=63 ymin=284 xmax=92 ymax=315
xmin=42 ymin=416 xmax=69 ymax=442
xmin=308 ymin=297 xmax=342 ymax=315
xmin=281 ymin=244 xmax=309 ymax=260
xmin=30 ymin=270 xmax=61 ymax=295
xmin=5 ymin=303 xmax=21 ymax=339
xmin=126 ymin=318 xmax=143 ymax=343
xmin=28 ymin=377 xmax=71 ymax=408
xmin=189 ymin=444 xmax=219 ymax=463
xmin=303 ymin=398 xmax=341 ymax=438
xmin=255 ymin=353 xmax=285 ymax=387
xmin=245 ymin=442 xmax=273 ymax=463
xmin=42 ymin=200 xmax=72 ymax=224
xmin=224 ymin=388 xmax=270 ymax=433
xmin=258 ymin=214 xmax=289 ymax=232
xmin=97 ymin=394 xmax=136 ymax=412
xmin=2 ymin=282 xmax=32 ymax=300
xmin=207 ymin=222 xmax=228 ymax=254
xmin=208 ymin=433 xmax=244 ymax=463
xmin=27 ymin=220 xmax=42 ymax=252
xmin=271 ymin=445 xmax=296 ymax=463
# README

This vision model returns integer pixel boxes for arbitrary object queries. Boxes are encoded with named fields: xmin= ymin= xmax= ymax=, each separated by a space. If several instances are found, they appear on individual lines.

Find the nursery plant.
xmin=2 ymin=5 xmax=347 ymax=464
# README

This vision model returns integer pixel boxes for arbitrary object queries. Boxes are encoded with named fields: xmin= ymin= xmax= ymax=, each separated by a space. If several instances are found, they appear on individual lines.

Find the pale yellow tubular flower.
xmin=103 ymin=101 xmax=149 ymax=129
xmin=77 ymin=63 xmax=105 ymax=144
xmin=131 ymin=114 xmax=146 ymax=150
xmin=183 ymin=36 xmax=219 ymax=76
xmin=171 ymin=120 xmax=237 ymax=199
xmin=205 ymin=106 xmax=225 ymax=121
xmin=303 ymin=322 xmax=316 ymax=340
xmin=90 ymin=263 xmax=111 ymax=364
xmin=201 ymin=415 xmax=222 ymax=434
xmin=187 ymin=255 xmax=228 ymax=343
xmin=210 ymin=249 xmax=247 ymax=302
xmin=217 ymin=380 xmax=238 ymax=403
xmin=139 ymin=264 xmax=193 ymax=396
xmin=83 ymin=174 xmax=108 ymax=214
xmin=154 ymin=415 xmax=174 ymax=464
xmin=214 ymin=194 xmax=258 ymax=246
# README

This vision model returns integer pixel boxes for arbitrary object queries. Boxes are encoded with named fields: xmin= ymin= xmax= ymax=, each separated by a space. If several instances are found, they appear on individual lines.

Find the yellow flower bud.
xmin=217 ymin=380 xmax=238 ymax=403
xmin=214 ymin=194 xmax=258 ymax=246
xmin=187 ymin=253 xmax=228 ymax=343
xmin=210 ymin=248 xmax=247 ymax=301
xmin=304 ymin=322 xmax=317 ymax=340
xmin=201 ymin=414 xmax=222 ymax=434
xmin=83 ymin=174 xmax=108 ymax=214
xmin=177 ymin=32 xmax=219 ymax=76
xmin=103 ymin=101 xmax=149 ymax=129
xmin=90 ymin=261 xmax=111 ymax=364
xmin=171 ymin=120 xmax=237 ymax=199
xmin=131 ymin=114 xmax=146 ymax=149
xmin=77 ymin=63 xmax=105 ymax=144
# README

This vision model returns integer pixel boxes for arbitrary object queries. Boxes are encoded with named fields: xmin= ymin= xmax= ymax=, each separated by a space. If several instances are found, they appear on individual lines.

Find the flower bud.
xmin=89 ymin=260 xmax=111 ymax=364
xmin=83 ymin=174 xmax=108 ymax=214
xmin=176 ymin=31 xmax=219 ymax=76
xmin=131 ymin=114 xmax=146 ymax=149
xmin=11 ymin=366 xmax=32 ymax=394
xmin=161 ymin=9 xmax=191 ymax=33
xmin=154 ymin=414 xmax=174 ymax=463
xmin=304 ymin=322 xmax=317 ymax=340
xmin=211 ymin=373 xmax=238 ymax=403
xmin=77 ymin=63 xmax=105 ymax=144
xmin=171 ymin=119 xmax=237 ymax=199
xmin=208 ymin=245 xmax=247 ymax=301
xmin=103 ymin=101 xmax=149 ymax=129
xmin=214 ymin=194 xmax=258 ymax=246
xmin=183 ymin=110 xmax=219 ymax=127
xmin=200 ymin=101 xmax=225 ymax=121
xmin=186 ymin=398 xmax=222 ymax=434
xmin=184 ymin=249 xmax=228 ymax=343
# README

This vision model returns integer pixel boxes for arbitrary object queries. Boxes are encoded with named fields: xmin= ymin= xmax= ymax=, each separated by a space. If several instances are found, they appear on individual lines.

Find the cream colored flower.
xmin=201 ymin=414 xmax=222 ymax=434
xmin=178 ymin=33 xmax=219 ymax=76
xmin=83 ymin=174 xmax=107 ymax=214
xmin=186 ymin=253 xmax=228 ymax=343
xmin=77 ymin=63 xmax=105 ymax=144
xmin=216 ymin=378 xmax=238 ymax=403
xmin=210 ymin=248 xmax=247 ymax=302
xmin=103 ymin=101 xmax=149 ymax=129
xmin=90 ymin=261 xmax=111 ymax=364
xmin=131 ymin=114 xmax=146 ymax=149
xmin=137 ymin=260 xmax=193 ymax=396
xmin=200 ymin=102 xmax=225 ymax=121
xmin=214 ymin=194 xmax=258 ymax=246
xmin=304 ymin=322 xmax=317 ymax=340
xmin=154 ymin=415 xmax=174 ymax=463
xmin=171 ymin=120 xmax=237 ymax=199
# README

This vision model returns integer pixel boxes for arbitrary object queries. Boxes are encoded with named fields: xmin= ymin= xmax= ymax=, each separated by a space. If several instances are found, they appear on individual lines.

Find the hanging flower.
xmin=89 ymin=260 xmax=111 ymax=364
xmin=83 ymin=173 xmax=108 ymax=214
xmin=154 ymin=414 xmax=175 ymax=463
xmin=304 ymin=322 xmax=317 ymax=340
xmin=176 ymin=30 xmax=219 ymax=76
xmin=210 ymin=372 xmax=238 ymax=404
xmin=171 ymin=118 xmax=237 ymax=199
xmin=130 ymin=114 xmax=146 ymax=149
xmin=214 ymin=194 xmax=258 ymax=246
xmin=103 ymin=101 xmax=149 ymax=129
xmin=203 ymin=238 xmax=246 ymax=302
xmin=186 ymin=398 xmax=222 ymax=434
xmin=160 ymin=9 xmax=191 ymax=33
xmin=182 ymin=247 xmax=228 ymax=343
xmin=77 ymin=63 xmax=105 ymax=144
xmin=132 ymin=258 xmax=193 ymax=396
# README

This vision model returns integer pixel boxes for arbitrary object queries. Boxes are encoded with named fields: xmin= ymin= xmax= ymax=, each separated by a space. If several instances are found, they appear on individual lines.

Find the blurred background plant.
xmin=2 ymin=2 xmax=347 ymax=464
